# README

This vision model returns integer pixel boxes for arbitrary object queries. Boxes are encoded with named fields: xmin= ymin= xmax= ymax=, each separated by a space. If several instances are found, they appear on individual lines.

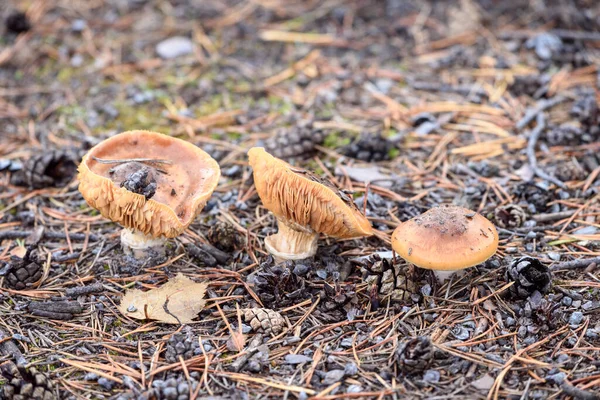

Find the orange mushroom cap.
xmin=248 ymin=147 xmax=373 ymax=239
xmin=78 ymin=131 xmax=220 ymax=238
xmin=391 ymin=205 xmax=498 ymax=271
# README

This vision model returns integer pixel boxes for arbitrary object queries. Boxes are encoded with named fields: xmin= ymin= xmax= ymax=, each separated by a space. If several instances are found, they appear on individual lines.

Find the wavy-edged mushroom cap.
xmin=391 ymin=205 xmax=498 ymax=271
xmin=78 ymin=130 xmax=220 ymax=238
xmin=248 ymin=147 xmax=373 ymax=239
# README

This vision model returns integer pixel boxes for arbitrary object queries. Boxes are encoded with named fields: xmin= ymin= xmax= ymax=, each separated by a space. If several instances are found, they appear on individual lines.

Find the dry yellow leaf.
xmin=118 ymin=273 xmax=207 ymax=324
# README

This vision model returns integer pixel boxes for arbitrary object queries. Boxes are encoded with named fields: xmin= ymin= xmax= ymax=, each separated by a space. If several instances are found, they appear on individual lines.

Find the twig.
xmin=532 ymin=210 xmax=577 ymax=222
xmin=0 ymin=230 xmax=99 ymax=242
xmin=230 ymin=333 xmax=264 ymax=372
xmin=525 ymin=113 xmax=566 ymax=188
xmin=66 ymin=283 xmax=104 ymax=298
xmin=92 ymin=156 xmax=173 ymax=165
xmin=550 ymin=256 xmax=600 ymax=271
xmin=0 ymin=328 xmax=27 ymax=366
xmin=561 ymin=383 xmax=600 ymax=400
xmin=516 ymin=97 xmax=565 ymax=130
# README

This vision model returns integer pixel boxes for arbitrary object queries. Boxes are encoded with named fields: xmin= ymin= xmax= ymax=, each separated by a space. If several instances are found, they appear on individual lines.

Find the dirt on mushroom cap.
xmin=248 ymin=147 xmax=373 ymax=239
xmin=78 ymin=130 xmax=220 ymax=238
xmin=391 ymin=205 xmax=498 ymax=271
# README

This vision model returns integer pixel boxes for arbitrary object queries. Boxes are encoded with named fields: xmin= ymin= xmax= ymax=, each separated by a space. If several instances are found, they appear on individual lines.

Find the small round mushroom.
xmin=78 ymin=130 xmax=220 ymax=259
xmin=248 ymin=147 xmax=373 ymax=261
xmin=391 ymin=205 xmax=498 ymax=282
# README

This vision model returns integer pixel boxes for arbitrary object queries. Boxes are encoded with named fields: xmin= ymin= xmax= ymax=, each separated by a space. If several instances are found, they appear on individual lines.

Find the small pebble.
xmin=421 ymin=284 xmax=432 ymax=296
xmin=344 ymin=362 xmax=358 ymax=376
xmin=572 ymin=300 xmax=582 ymax=308
xmin=71 ymin=54 xmax=84 ymax=67
xmin=97 ymin=377 xmax=114 ymax=390
xmin=569 ymin=311 xmax=584 ymax=326
xmin=71 ymin=19 xmax=87 ymax=32
xmin=284 ymin=354 xmax=313 ymax=364
xmin=347 ymin=385 xmax=363 ymax=393
xmin=323 ymin=369 xmax=345 ymax=385
xmin=546 ymin=371 xmax=566 ymax=385
xmin=156 ymin=36 xmax=194 ymax=59
xmin=423 ymin=370 xmax=440 ymax=383
xmin=562 ymin=297 xmax=573 ymax=307
xmin=582 ymin=301 xmax=594 ymax=311
xmin=547 ymin=252 xmax=561 ymax=261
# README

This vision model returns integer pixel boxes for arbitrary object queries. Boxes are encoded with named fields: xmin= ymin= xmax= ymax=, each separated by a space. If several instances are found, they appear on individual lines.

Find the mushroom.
xmin=248 ymin=147 xmax=373 ymax=261
xmin=78 ymin=130 xmax=220 ymax=259
xmin=391 ymin=205 xmax=498 ymax=282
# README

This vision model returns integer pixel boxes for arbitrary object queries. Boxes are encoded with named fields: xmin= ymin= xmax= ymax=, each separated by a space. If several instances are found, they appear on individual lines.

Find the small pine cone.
xmin=249 ymin=259 xmax=309 ymax=307
xmin=322 ymin=279 xmax=357 ymax=312
xmin=506 ymin=256 xmax=552 ymax=299
xmin=3 ymin=248 xmax=42 ymax=290
xmin=120 ymin=166 xmax=157 ymax=200
xmin=342 ymin=133 xmax=393 ymax=162
xmin=553 ymin=162 xmax=586 ymax=182
xmin=164 ymin=333 xmax=198 ymax=363
xmin=1 ymin=362 xmax=56 ymax=400
xmin=509 ymin=75 xmax=547 ymax=98
xmin=494 ymin=204 xmax=527 ymax=229
xmin=396 ymin=336 xmax=434 ymax=374
xmin=360 ymin=255 xmax=415 ymax=305
xmin=264 ymin=125 xmax=324 ymax=160
xmin=545 ymin=125 xmax=585 ymax=146
xmin=5 ymin=12 xmax=31 ymax=34
xmin=514 ymin=183 xmax=552 ymax=213
xmin=148 ymin=374 xmax=199 ymax=400
xmin=244 ymin=308 xmax=285 ymax=335
xmin=207 ymin=221 xmax=244 ymax=252
xmin=10 ymin=150 xmax=77 ymax=189
xmin=571 ymin=91 xmax=598 ymax=126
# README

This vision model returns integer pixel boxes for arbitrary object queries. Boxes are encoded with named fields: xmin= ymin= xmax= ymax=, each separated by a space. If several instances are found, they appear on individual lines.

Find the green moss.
xmin=104 ymin=101 xmax=169 ymax=132
xmin=57 ymin=66 xmax=79 ymax=83
xmin=324 ymin=132 xmax=351 ymax=148
xmin=388 ymin=147 xmax=400 ymax=159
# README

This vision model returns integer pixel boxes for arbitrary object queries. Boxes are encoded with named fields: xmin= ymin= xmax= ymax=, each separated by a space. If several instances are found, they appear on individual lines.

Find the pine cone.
xmin=545 ymin=125 xmax=585 ymax=146
xmin=506 ymin=256 xmax=552 ymax=299
xmin=342 ymin=133 xmax=393 ymax=162
xmin=359 ymin=255 xmax=415 ymax=306
xmin=514 ymin=183 xmax=552 ymax=213
xmin=2 ymin=247 xmax=42 ymax=290
xmin=10 ymin=150 xmax=77 ymax=189
xmin=120 ymin=166 xmax=157 ymax=200
xmin=5 ymin=12 xmax=31 ymax=34
xmin=207 ymin=221 xmax=244 ymax=252
xmin=146 ymin=373 xmax=200 ymax=400
xmin=571 ymin=91 xmax=599 ymax=126
xmin=395 ymin=336 xmax=434 ymax=374
xmin=264 ymin=125 xmax=324 ymax=160
xmin=249 ymin=259 xmax=309 ymax=307
xmin=509 ymin=75 xmax=547 ymax=98
xmin=553 ymin=162 xmax=586 ymax=182
xmin=244 ymin=308 xmax=285 ymax=335
xmin=164 ymin=333 xmax=199 ymax=363
xmin=494 ymin=204 xmax=527 ymax=229
xmin=1 ymin=362 xmax=56 ymax=400
xmin=322 ymin=278 xmax=357 ymax=312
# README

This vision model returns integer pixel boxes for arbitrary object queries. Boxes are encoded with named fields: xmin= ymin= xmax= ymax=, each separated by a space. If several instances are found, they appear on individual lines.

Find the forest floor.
xmin=1 ymin=0 xmax=600 ymax=399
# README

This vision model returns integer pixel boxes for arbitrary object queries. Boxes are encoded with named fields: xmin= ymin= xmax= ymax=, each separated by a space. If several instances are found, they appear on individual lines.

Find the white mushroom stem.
xmin=264 ymin=220 xmax=318 ymax=262
xmin=120 ymin=229 xmax=167 ymax=259
xmin=433 ymin=269 xmax=466 ymax=283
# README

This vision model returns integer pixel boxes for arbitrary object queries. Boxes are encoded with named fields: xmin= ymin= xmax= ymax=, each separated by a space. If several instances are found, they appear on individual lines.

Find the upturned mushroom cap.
xmin=248 ymin=147 xmax=373 ymax=239
xmin=78 ymin=130 xmax=220 ymax=238
xmin=391 ymin=205 xmax=498 ymax=271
